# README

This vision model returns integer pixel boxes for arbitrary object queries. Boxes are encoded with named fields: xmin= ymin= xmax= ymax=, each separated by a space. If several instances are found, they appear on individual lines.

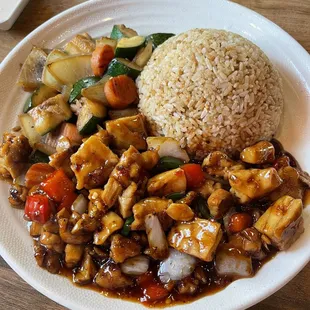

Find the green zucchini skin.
xmin=29 ymin=150 xmax=50 ymax=164
xmin=69 ymin=76 xmax=101 ymax=104
xmin=110 ymin=25 xmax=138 ymax=40
xmin=147 ymin=33 xmax=175 ymax=49
xmin=107 ymin=58 xmax=142 ymax=79
xmin=115 ymin=36 xmax=145 ymax=60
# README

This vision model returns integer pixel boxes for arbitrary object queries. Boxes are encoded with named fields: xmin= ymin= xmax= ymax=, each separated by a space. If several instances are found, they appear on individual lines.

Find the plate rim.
xmin=0 ymin=1 xmax=309 ymax=309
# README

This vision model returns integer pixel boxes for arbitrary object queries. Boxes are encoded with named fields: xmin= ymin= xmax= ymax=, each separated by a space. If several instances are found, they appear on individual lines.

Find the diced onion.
xmin=158 ymin=248 xmax=197 ymax=283
xmin=71 ymin=194 xmax=88 ymax=215
xmin=121 ymin=255 xmax=150 ymax=275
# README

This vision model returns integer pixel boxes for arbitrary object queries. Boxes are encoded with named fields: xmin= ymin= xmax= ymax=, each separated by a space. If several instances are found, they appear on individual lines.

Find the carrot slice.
xmin=91 ymin=45 xmax=114 ymax=76
xmin=25 ymin=163 xmax=55 ymax=189
xmin=104 ymin=75 xmax=137 ymax=109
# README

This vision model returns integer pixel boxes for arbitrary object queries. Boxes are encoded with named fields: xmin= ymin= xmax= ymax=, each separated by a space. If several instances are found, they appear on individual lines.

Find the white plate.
xmin=0 ymin=0 xmax=309 ymax=309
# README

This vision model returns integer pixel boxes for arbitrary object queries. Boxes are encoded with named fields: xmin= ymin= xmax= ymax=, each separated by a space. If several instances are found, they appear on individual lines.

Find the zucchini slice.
xmin=28 ymin=94 xmax=72 ymax=135
xmin=42 ymin=49 xmax=67 ymax=92
xmin=115 ymin=36 xmax=145 ymax=60
xmin=23 ymin=84 xmax=59 ymax=113
xmin=107 ymin=58 xmax=142 ymax=79
xmin=133 ymin=40 xmax=153 ymax=67
xmin=147 ymin=33 xmax=175 ymax=49
xmin=69 ymin=76 xmax=101 ymax=103
xmin=110 ymin=24 xmax=138 ymax=40
xmin=48 ymin=54 xmax=92 ymax=85
xmin=96 ymin=37 xmax=117 ymax=50
xmin=77 ymin=98 xmax=107 ymax=135
xmin=81 ymin=75 xmax=110 ymax=105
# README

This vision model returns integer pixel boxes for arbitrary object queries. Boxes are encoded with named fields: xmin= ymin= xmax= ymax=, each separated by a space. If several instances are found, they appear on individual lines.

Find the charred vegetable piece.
xmin=168 ymin=218 xmax=223 ymax=262
xmin=146 ymin=137 xmax=190 ymax=163
xmin=29 ymin=150 xmax=50 ymax=164
xmin=106 ymin=114 xmax=147 ymax=150
xmin=70 ymin=134 xmax=119 ymax=190
xmin=121 ymin=215 xmax=135 ymax=236
xmin=64 ymin=33 xmax=95 ymax=55
xmin=229 ymin=168 xmax=282 ymax=203
xmin=147 ymin=33 xmax=175 ymax=49
xmin=17 ymin=47 xmax=47 ymax=91
xmin=240 ymin=141 xmax=275 ymax=164
xmin=104 ymin=75 xmax=138 ymax=109
xmin=108 ymin=107 xmax=138 ymax=120
xmin=69 ymin=76 xmax=101 ymax=103
xmin=81 ymin=75 xmax=110 ymax=105
xmin=192 ymin=195 xmax=210 ymax=219
xmin=94 ymin=212 xmax=124 ymax=245
xmin=24 ymin=194 xmax=51 ymax=224
xmin=147 ymin=168 xmax=187 ymax=196
xmin=91 ymin=45 xmax=115 ymax=76
xmin=254 ymin=195 xmax=304 ymax=250
xmin=133 ymin=40 xmax=153 ymax=67
xmin=28 ymin=94 xmax=72 ymax=135
xmin=166 ymin=192 xmax=186 ymax=202
xmin=107 ymin=58 xmax=142 ymax=79
xmin=207 ymin=189 xmax=233 ymax=219
xmin=96 ymin=37 xmax=117 ymax=50
xmin=110 ymin=24 xmax=138 ymax=40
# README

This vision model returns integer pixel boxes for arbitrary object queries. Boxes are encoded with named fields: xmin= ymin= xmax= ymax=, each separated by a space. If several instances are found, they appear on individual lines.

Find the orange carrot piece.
xmin=25 ymin=163 xmax=55 ymax=189
xmin=91 ymin=45 xmax=114 ymax=76
xmin=104 ymin=75 xmax=137 ymax=109
xmin=60 ymin=123 xmax=82 ymax=144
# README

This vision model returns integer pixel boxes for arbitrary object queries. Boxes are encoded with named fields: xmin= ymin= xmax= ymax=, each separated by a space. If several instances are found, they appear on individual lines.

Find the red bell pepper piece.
xmin=24 ymin=194 xmax=51 ymax=224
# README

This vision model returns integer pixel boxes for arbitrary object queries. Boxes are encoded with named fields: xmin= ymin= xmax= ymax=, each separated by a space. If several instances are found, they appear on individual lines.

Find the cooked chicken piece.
xmin=145 ymin=214 xmax=169 ymax=260
xmin=89 ymin=177 xmax=123 ymax=216
xmin=146 ymin=137 xmax=190 ymax=163
xmin=131 ymin=197 xmax=172 ymax=231
xmin=89 ymin=246 xmax=109 ymax=263
xmin=119 ymin=182 xmax=138 ymax=218
xmin=93 ymin=212 xmax=124 ymax=245
xmin=58 ymin=218 xmax=92 ymax=244
xmin=254 ymin=195 xmax=304 ymax=250
xmin=106 ymin=114 xmax=147 ymax=150
xmin=141 ymin=150 xmax=160 ymax=170
xmin=110 ymin=234 xmax=141 ymax=263
xmin=207 ymin=189 xmax=233 ymax=219
xmin=269 ymin=166 xmax=304 ymax=201
xmin=176 ymin=191 xmax=197 ymax=205
xmin=166 ymin=203 xmax=194 ymax=221
xmin=34 ymin=241 xmax=46 ymax=267
xmin=196 ymin=179 xmax=222 ymax=199
xmin=74 ymin=252 xmax=97 ymax=285
xmin=43 ymin=221 xmax=59 ymax=234
xmin=202 ymin=151 xmax=244 ymax=179
xmin=40 ymin=232 xmax=64 ymax=253
xmin=111 ymin=145 xmax=144 ymax=188
xmin=229 ymin=168 xmax=282 ymax=203
xmin=44 ymin=251 xmax=61 ymax=274
xmin=65 ymin=244 xmax=84 ymax=268
xmin=240 ymin=141 xmax=275 ymax=164
xmin=70 ymin=134 xmax=119 ymax=189
xmin=8 ymin=184 xmax=28 ymax=207
xmin=30 ymin=222 xmax=43 ymax=237
xmin=49 ymin=148 xmax=75 ymax=178
xmin=95 ymin=262 xmax=133 ymax=289
xmin=71 ymin=214 xmax=98 ymax=235
xmin=147 ymin=168 xmax=187 ymax=197
xmin=0 ymin=133 xmax=32 ymax=180
xmin=168 ymin=218 xmax=223 ymax=262
xmin=215 ymin=245 xmax=253 ymax=278
xmin=229 ymin=228 xmax=265 ymax=260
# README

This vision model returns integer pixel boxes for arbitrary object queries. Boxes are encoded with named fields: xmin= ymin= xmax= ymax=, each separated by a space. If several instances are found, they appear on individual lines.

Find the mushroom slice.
xmin=168 ymin=218 xmax=222 ymax=262
xmin=228 ymin=168 xmax=282 ymax=203
xmin=254 ymin=195 xmax=304 ymax=250
xmin=58 ymin=218 xmax=92 ymax=244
